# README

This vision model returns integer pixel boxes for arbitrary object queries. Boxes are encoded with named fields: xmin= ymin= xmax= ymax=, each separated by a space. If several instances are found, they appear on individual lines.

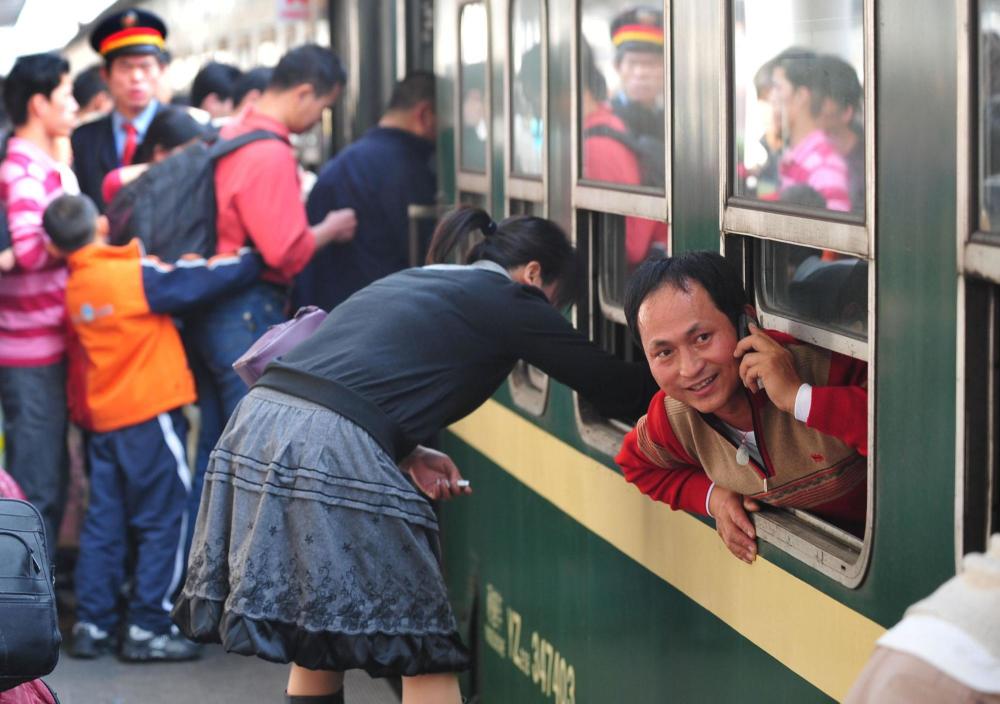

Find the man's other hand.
xmin=709 ymin=486 xmax=760 ymax=563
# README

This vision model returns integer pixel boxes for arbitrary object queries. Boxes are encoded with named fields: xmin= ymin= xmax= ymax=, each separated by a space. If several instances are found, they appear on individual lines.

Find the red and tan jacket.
xmin=616 ymin=332 xmax=868 ymax=528
xmin=65 ymin=240 xmax=261 ymax=432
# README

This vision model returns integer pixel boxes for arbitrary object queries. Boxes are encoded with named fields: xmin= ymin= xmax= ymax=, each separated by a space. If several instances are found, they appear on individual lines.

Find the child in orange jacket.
xmin=43 ymin=193 xmax=261 ymax=662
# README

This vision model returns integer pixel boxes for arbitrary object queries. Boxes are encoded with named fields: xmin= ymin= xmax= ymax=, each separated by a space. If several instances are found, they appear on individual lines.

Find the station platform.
xmin=46 ymin=645 xmax=401 ymax=704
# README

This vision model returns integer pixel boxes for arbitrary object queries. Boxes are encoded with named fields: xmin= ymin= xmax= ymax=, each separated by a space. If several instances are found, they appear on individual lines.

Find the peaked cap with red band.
xmin=90 ymin=8 xmax=168 ymax=61
xmin=610 ymin=6 xmax=665 ymax=54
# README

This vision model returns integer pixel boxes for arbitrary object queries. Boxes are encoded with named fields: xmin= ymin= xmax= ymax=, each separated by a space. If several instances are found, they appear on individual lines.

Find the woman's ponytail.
xmin=425 ymin=206 xmax=494 ymax=264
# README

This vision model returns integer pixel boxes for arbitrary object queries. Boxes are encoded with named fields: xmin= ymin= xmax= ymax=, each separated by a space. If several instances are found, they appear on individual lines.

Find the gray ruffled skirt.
xmin=171 ymin=386 xmax=469 ymax=676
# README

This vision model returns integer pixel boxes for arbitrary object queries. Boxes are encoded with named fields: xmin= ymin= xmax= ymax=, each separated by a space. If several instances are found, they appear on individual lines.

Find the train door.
xmin=958 ymin=0 xmax=1000 ymax=559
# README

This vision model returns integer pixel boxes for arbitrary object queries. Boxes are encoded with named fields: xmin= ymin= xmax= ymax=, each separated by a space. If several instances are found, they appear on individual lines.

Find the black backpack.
xmin=583 ymin=124 xmax=666 ymax=190
xmin=0 ymin=499 xmax=59 ymax=691
xmin=106 ymin=129 xmax=280 ymax=261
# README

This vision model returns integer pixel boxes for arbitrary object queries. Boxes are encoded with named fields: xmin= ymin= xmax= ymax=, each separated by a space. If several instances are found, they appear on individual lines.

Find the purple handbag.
xmin=232 ymin=305 xmax=328 ymax=386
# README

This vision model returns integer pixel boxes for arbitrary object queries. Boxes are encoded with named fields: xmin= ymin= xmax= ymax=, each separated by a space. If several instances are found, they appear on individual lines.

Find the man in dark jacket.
xmin=293 ymin=72 xmax=437 ymax=311
xmin=71 ymin=9 xmax=167 ymax=211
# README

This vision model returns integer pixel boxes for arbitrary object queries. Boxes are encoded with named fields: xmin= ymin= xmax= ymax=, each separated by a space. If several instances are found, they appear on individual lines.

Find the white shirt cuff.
xmin=705 ymin=482 xmax=716 ymax=518
xmin=794 ymin=383 xmax=813 ymax=423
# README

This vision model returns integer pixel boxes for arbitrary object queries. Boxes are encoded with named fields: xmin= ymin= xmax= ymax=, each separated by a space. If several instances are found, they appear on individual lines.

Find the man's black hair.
xmin=72 ymin=65 xmax=107 ymax=109
xmin=43 ymin=194 xmax=99 ymax=254
xmin=269 ymin=44 xmax=346 ymax=96
xmin=190 ymin=62 xmax=243 ymax=108
xmin=233 ymin=67 xmax=273 ymax=107
xmin=386 ymin=71 xmax=435 ymax=112
xmin=3 ymin=53 xmax=70 ymax=127
xmin=624 ymin=251 xmax=750 ymax=344
xmin=817 ymin=54 xmax=861 ymax=111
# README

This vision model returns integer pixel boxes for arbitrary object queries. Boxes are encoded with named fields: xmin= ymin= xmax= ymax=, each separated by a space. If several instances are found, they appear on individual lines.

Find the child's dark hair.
xmin=43 ymin=194 xmax=99 ymax=254
xmin=426 ymin=206 xmax=577 ymax=307
xmin=623 ymin=251 xmax=750 ymax=342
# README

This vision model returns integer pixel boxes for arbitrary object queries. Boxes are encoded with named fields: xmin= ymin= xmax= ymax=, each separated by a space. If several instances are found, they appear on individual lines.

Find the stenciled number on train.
xmin=483 ymin=584 xmax=576 ymax=704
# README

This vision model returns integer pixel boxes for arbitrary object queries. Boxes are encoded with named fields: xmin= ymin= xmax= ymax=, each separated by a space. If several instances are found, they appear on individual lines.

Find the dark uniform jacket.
xmin=71 ymin=104 xmax=164 ymax=212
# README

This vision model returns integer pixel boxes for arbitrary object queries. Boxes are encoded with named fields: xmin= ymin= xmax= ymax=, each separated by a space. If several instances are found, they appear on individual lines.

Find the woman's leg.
xmin=286 ymin=664 xmax=344 ymax=697
xmin=401 ymin=673 xmax=462 ymax=704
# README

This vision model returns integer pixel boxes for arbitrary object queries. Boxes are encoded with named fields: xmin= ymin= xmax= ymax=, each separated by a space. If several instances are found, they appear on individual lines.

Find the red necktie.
xmin=122 ymin=123 xmax=137 ymax=166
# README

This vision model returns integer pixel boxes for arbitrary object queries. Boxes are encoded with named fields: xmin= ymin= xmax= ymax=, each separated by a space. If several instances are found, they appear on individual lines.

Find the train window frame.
xmin=505 ymin=0 xmax=551 ymax=416
xmin=956 ymin=0 xmax=1000 ymax=562
xmin=456 ymin=0 xmax=493 ymax=204
xmin=568 ymin=1 xmax=671 ymax=450
xmin=719 ymin=0 xmax=877 ymax=587
xmin=720 ymin=0 xmax=875 ymax=263
xmin=570 ymin=0 xmax=672 ymax=219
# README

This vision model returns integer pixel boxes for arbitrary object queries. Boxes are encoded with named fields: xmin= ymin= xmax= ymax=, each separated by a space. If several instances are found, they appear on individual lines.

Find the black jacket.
xmin=259 ymin=261 xmax=658 ymax=460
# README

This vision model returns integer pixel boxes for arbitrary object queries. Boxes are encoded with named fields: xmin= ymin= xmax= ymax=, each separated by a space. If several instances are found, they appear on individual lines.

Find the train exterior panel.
xmin=424 ymin=0 xmax=969 ymax=701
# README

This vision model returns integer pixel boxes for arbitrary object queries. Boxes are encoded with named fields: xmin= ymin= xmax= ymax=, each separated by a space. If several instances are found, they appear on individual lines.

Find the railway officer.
xmin=71 ymin=9 xmax=168 ymax=211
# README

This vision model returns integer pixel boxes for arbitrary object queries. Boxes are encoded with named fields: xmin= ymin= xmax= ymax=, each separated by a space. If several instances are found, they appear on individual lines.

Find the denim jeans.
xmin=183 ymin=282 xmax=286 ymax=547
xmin=0 ymin=362 xmax=68 ymax=563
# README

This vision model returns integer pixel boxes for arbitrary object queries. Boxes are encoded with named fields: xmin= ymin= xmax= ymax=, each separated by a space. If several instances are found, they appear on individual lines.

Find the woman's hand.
xmin=400 ymin=445 xmax=473 ymax=500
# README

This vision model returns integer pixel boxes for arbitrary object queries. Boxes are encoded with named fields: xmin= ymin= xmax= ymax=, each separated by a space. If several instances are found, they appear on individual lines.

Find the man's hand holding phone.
xmin=733 ymin=322 xmax=802 ymax=414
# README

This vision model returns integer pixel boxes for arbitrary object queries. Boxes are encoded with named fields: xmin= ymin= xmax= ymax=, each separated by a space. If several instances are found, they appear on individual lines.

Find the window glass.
xmin=579 ymin=1 xmax=666 ymax=191
xmin=511 ymin=0 xmax=544 ymax=179
xmin=595 ymin=212 xmax=667 ymax=315
xmin=981 ymin=3 xmax=1000 ymax=232
xmin=509 ymin=198 xmax=543 ymax=216
xmin=732 ymin=0 xmax=865 ymax=218
xmin=758 ymin=241 xmax=868 ymax=338
xmin=460 ymin=2 xmax=489 ymax=174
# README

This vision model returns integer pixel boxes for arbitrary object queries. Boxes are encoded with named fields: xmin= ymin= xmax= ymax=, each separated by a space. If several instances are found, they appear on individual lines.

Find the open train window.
xmin=506 ymin=0 xmax=551 ymax=415
xmin=570 ymin=2 xmax=670 ymax=450
xmin=724 ymin=0 xmax=875 ymax=586
xmin=456 ymin=1 xmax=491 ymax=206
xmin=956 ymin=1 xmax=1000 ymax=558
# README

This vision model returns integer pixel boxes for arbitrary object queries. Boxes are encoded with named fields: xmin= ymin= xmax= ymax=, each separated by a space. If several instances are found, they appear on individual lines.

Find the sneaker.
xmin=69 ymin=621 xmax=117 ymax=658
xmin=119 ymin=624 xmax=202 ymax=662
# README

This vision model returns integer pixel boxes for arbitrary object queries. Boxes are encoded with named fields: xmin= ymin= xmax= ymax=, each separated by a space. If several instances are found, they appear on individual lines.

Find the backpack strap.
xmin=582 ymin=124 xmax=639 ymax=152
xmin=207 ymin=129 xmax=283 ymax=161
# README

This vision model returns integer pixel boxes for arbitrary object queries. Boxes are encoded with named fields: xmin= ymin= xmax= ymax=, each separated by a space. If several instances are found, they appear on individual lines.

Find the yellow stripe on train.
xmin=448 ymin=399 xmax=885 ymax=702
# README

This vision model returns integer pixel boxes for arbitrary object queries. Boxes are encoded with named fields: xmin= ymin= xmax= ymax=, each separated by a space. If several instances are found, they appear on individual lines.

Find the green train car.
xmin=328 ymin=0 xmax=997 ymax=701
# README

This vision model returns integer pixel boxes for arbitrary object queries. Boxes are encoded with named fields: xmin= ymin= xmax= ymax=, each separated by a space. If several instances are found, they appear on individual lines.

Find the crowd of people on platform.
xmin=0 ymin=4 xmax=994 ymax=704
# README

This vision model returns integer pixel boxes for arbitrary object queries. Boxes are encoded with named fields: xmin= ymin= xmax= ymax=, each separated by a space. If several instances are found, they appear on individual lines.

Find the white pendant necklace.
xmin=735 ymin=429 xmax=754 ymax=466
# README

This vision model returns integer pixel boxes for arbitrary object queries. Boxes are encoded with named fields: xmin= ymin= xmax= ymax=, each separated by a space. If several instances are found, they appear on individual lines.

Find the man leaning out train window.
xmin=615 ymin=251 xmax=867 ymax=563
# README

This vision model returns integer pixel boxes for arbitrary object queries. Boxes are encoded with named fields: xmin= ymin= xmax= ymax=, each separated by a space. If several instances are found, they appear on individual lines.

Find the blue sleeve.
xmin=141 ymin=247 xmax=263 ymax=314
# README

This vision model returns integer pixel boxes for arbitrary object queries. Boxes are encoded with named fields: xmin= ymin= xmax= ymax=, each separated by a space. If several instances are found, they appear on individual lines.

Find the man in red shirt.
xmin=185 ymin=44 xmax=357 ymax=526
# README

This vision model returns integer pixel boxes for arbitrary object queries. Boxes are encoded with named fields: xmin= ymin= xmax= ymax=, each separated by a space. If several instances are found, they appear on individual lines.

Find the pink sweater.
xmin=0 ymin=137 xmax=77 ymax=367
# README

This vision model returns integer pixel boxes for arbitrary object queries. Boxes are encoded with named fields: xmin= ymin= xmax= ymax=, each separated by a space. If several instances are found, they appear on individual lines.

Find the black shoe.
xmin=119 ymin=624 xmax=202 ymax=662
xmin=69 ymin=622 xmax=117 ymax=658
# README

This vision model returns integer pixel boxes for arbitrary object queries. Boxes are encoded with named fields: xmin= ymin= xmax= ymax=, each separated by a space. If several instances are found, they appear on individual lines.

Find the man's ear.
xmin=96 ymin=215 xmax=110 ymax=239
xmin=525 ymin=260 xmax=543 ymax=285
xmin=27 ymin=93 xmax=47 ymax=121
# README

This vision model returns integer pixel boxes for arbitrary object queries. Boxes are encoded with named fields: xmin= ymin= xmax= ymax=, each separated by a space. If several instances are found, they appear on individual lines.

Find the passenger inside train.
xmin=616 ymin=251 xmax=868 ymax=563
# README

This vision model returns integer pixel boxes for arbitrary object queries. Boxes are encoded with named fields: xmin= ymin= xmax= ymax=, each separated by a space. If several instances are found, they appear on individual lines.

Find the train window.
xmin=459 ymin=2 xmax=489 ymax=175
xmin=594 ymin=211 xmax=667 ymax=320
xmin=577 ymin=0 xmax=666 ymax=193
xmin=731 ymin=0 xmax=865 ymax=220
xmin=573 ymin=210 xmax=650 ymax=456
xmin=510 ymin=0 xmax=544 ymax=180
xmin=757 ymin=241 xmax=868 ymax=341
xmin=960 ymin=280 xmax=1000 ymax=555
xmin=981 ymin=3 xmax=1000 ymax=236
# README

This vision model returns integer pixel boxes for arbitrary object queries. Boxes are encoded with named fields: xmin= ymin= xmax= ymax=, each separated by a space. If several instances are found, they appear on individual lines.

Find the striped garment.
xmin=0 ymin=137 xmax=79 ymax=367
xmin=779 ymin=128 xmax=851 ymax=212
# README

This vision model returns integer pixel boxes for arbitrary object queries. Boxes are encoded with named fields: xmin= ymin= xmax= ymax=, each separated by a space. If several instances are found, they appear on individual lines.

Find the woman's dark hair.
xmin=132 ymin=106 xmax=208 ymax=164
xmin=426 ymin=206 xmax=577 ymax=306
xmin=3 ymin=53 xmax=70 ymax=127
xmin=191 ymin=61 xmax=242 ymax=107
xmin=233 ymin=67 xmax=273 ymax=107
xmin=623 ymin=251 xmax=750 ymax=342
